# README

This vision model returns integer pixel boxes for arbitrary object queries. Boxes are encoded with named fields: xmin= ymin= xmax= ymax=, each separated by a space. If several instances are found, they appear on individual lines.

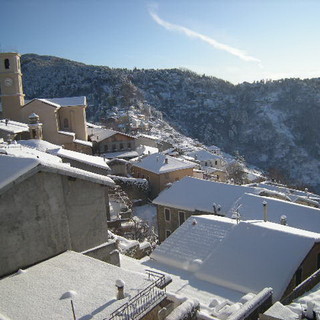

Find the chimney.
xmin=115 ymin=279 xmax=125 ymax=300
xmin=262 ymin=201 xmax=268 ymax=222
xmin=280 ymin=215 xmax=287 ymax=225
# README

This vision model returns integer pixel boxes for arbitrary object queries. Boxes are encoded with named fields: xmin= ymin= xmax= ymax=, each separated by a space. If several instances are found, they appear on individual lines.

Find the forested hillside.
xmin=21 ymin=54 xmax=320 ymax=192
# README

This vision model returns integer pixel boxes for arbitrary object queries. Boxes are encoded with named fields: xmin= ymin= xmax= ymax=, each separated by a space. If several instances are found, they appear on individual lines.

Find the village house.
xmin=187 ymin=149 xmax=226 ymax=170
xmin=131 ymin=153 xmax=197 ymax=199
xmin=261 ymin=268 xmax=320 ymax=319
xmin=153 ymin=176 xmax=257 ymax=242
xmin=0 ymin=52 xmax=92 ymax=153
xmin=88 ymin=126 xmax=137 ymax=158
xmin=136 ymin=133 xmax=173 ymax=152
xmin=153 ymin=176 xmax=320 ymax=242
xmin=148 ymin=215 xmax=320 ymax=318
xmin=19 ymin=139 xmax=111 ymax=176
xmin=0 ymin=251 xmax=173 ymax=320
xmin=0 ymin=148 xmax=117 ymax=278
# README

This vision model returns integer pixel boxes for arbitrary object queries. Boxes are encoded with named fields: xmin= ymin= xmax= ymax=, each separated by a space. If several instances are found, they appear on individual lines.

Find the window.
xmin=165 ymin=230 xmax=171 ymax=238
xmin=104 ymin=145 xmax=109 ymax=152
xmin=120 ymin=143 xmax=124 ymax=150
xmin=215 ymin=160 xmax=218 ymax=166
xmin=112 ymin=144 xmax=116 ymax=151
xmin=4 ymin=59 xmax=10 ymax=69
xmin=63 ymin=118 xmax=69 ymax=129
xmin=295 ymin=267 xmax=302 ymax=286
xmin=127 ymin=142 xmax=131 ymax=149
xmin=164 ymin=208 xmax=171 ymax=221
xmin=179 ymin=211 xmax=186 ymax=225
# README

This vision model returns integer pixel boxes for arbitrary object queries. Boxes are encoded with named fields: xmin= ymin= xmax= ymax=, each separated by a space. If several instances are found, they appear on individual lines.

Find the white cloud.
xmin=149 ymin=7 xmax=261 ymax=64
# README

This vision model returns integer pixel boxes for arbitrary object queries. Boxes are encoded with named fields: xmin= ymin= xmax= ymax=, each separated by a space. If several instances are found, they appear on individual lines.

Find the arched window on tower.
xmin=63 ymin=118 xmax=69 ymax=129
xmin=4 ymin=59 xmax=10 ymax=69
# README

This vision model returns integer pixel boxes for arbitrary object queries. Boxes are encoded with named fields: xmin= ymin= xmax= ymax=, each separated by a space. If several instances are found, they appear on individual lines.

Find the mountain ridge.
xmin=20 ymin=53 xmax=320 ymax=192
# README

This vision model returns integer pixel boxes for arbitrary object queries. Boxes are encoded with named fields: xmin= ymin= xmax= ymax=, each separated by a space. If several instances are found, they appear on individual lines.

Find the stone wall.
xmin=0 ymin=171 xmax=110 ymax=277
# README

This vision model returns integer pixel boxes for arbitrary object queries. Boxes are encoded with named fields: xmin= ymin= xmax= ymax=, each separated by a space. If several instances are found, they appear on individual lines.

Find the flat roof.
xmin=0 ymin=251 xmax=157 ymax=320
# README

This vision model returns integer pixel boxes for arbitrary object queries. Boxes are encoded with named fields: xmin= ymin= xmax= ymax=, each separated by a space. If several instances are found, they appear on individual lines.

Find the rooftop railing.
xmin=108 ymin=270 xmax=168 ymax=320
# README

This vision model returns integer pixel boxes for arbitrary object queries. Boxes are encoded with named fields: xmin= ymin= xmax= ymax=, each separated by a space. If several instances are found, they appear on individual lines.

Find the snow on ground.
xmin=120 ymin=254 xmax=245 ymax=317
xmin=0 ymin=251 xmax=155 ymax=320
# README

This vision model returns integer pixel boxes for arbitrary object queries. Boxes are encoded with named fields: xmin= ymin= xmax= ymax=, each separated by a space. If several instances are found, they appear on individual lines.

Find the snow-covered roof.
xmin=187 ymin=149 xmax=223 ymax=161
xmin=252 ymin=181 xmax=320 ymax=202
xmin=103 ymin=150 xmax=139 ymax=159
xmin=228 ymin=193 xmax=320 ymax=234
xmin=17 ymin=140 xmax=108 ymax=170
xmin=153 ymin=176 xmax=257 ymax=214
xmin=151 ymin=215 xmax=236 ymax=270
xmin=18 ymin=139 xmax=61 ymax=151
xmin=0 ymin=154 xmax=115 ymax=192
xmin=74 ymin=139 xmax=93 ymax=147
xmin=24 ymin=96 xmax=86 ymax=109
xmin=0 ymin=119 xmax=29 ymax=134
xmin=49 ymin=148 xmax=110 ymax=170
xmin=0 ymin=251 xmax=156 ymax=320
xmin=88 ymin=127 xmax=135 ymax=142
xmin=151 ymin=215 xmax=320 ymax=301
xmin=132 ymin=153 xmax=196 ymax=175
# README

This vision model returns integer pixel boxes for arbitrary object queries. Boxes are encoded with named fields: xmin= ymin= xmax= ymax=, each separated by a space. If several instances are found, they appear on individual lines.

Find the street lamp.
xmin=60 ymin=290 xmax=77 ymax=320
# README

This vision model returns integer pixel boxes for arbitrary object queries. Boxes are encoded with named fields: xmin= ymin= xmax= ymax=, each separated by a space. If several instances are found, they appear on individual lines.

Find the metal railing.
xmin=108 ymin=270 xmax=167 ymax=320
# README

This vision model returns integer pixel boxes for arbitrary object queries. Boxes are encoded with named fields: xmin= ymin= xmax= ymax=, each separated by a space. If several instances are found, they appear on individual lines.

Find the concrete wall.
xmin=0 ymin=171 xmax=110 ymax=277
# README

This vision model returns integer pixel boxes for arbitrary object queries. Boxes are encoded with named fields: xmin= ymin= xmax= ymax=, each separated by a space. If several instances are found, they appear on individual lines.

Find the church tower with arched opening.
xmin=0 ymin=52 xmax=25 ymax=121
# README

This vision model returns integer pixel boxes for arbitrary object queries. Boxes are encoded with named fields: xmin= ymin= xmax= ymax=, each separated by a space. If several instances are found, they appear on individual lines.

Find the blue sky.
xmin=1 ymin=0 xmax=320 ymax=84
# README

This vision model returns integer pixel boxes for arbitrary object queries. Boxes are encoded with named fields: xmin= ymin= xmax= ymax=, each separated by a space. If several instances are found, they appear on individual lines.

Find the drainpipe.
xmin=263 ymin=201 xmax=268 ymax=222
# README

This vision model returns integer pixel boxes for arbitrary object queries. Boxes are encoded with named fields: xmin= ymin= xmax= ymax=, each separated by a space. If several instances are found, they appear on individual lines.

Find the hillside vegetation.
xmin=21 ymin=54 xmax=320 ymax=192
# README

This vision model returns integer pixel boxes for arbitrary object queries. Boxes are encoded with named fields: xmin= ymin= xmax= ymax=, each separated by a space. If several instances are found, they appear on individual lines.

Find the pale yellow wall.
xmin=0 ymin=53 xmax=25 ymax=121
xmin=21 ymin=100 xmax=74 ymax=146
xmin=132 ymin=166 xmax=194 ymax=199
xmin=58 ymin=106 xmax=87 ymax=141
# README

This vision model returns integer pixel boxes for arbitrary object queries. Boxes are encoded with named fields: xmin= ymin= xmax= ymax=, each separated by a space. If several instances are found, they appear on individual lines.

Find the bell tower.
xmin=0 ymin=52 xmax=25 ymax=121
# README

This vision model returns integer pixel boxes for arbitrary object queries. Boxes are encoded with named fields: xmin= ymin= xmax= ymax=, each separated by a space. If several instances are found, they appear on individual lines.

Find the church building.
xmin=0 ymin=52 xmax=91 ymax=153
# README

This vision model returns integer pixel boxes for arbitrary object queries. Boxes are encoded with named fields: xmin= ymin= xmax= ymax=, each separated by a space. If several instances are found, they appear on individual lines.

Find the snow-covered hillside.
xmin=20 ymin=54 xmax=320 ymax=192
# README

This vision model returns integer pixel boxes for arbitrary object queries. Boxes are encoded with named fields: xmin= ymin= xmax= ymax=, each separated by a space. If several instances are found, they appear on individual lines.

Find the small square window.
xmin=165 ymin=230 xmax=171 ymax=238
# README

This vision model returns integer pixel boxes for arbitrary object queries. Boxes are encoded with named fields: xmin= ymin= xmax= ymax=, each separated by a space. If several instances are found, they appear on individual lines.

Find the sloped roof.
xmin=228 ymin=193 xmax=320 ymax=234
xmin=153 ymin=176 xmax=258 ymax=213
xmin=152 ymin=215 xmax=320 ymax=301
xmin=0 ymin=153 xmax=114 ymax=192
xmin=132 ymin=153 xmax=196 ymax=175
xmin=188 ymin=149 xmax=223 ymax=161
xmin=19 ymin=139 xmax=109 ymax=170
xmin=197 ymin=220 xmax=320 ymax=301
xmin=151 ymin=215 xmax=236 ymax=270
xmin=0 ymin=251 xmax=155 ymax=320
xmin=88 ymin=127 xmax=135 ymax=142
xmin=0 ymin=119 xmax=29 ymax=134
xmin=24 ymin=96 xmax=86 ymax=108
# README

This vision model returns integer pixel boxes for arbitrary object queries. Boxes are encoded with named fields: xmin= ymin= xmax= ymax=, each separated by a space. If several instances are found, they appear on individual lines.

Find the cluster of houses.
xmin=1 ymin=52 xmax=320 ymax=320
